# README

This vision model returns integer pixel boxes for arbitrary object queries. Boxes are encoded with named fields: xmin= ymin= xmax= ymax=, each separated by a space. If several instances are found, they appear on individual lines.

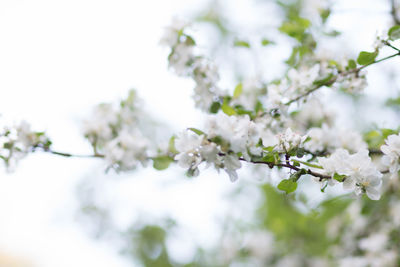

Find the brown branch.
xmin=239 ymin=157 xmax=331 ymax=180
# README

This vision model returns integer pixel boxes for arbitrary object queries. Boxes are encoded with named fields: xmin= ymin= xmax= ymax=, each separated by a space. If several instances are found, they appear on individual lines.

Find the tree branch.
xmin=286 ymin=50 xmax=400 ymax=105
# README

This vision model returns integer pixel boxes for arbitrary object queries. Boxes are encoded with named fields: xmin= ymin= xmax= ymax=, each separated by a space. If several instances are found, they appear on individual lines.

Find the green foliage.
xmin=153 ymin=156 xmax=174 ymax=170
xmin=188 ymin=128 xmax=206 ymax=136
xmin=259 ymin=185 xmax=351 ymax=256
xmin=221 ymin=97 xmax=237 ymax=116
xmin=209 ymin=101 xmax=221 ymax=113
xmin=333 ymin=173 xmax=346 ymax=182
xmin=279 ymin=17 xmax=311 ymax=41
xmin=233 ymin=82 xmax=243 ymax=98
xmin=184 ymin=35 xmax=196 ymax=46
xmin=313 ymin=73 xmax=335 ymax=87
xmin=320 ymin=8 xmax=331 ymax=23
xmin=261 ymin=151 xmax=280 ymax=164
xmin=386 ymin=96 xmax=400 ymax=109
xmin=277 ymin=179 xmax=298 ymax=194
xmin=388 ymin=25 xmax=400 ymax=40
xmin=168 ymin=136 xmax=178 ymax=154
xmin=233 ymin=40 xmax=250 ymax=48
xmin=292 ymin=159 xmax=323 ymax=169
xmin=364 ymin=128 xmax=398 ymax=150
xmin=255 ymin=100 xmax=264 ymax=113
xmin=261 ymin=38 xmax=274 ymax=46
xmin=347 ymin=59 xmax=357 ymax=70
xmin=277 ymin=169 xmax=307 ymax=194
xmin=357 ymin=51 xmax=378 ymax=65
xmin=126 ymin=225 xmax=174 ymax=267
xmin=120 ymin=89 xmax=136 ymax=109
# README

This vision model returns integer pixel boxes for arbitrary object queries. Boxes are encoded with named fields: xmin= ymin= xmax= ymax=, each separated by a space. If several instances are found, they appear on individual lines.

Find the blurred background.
xmin=0 ymin=0 xmax=399 ymax=266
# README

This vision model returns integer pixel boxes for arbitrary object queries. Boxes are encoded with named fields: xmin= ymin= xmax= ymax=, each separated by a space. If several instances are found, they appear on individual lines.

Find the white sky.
xmin=0 ymin=0 xmax=397 ymax=266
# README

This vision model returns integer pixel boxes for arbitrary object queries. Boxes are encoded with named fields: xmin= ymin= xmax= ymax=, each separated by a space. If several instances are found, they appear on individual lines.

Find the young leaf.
xmin=222 ymin=98 xmax=237 ymax=116
xmin=168 ymin=136 xmax=178 ymax=154
xmin=261 ymin=38 xmax=274 ymax=46
xmin=357 ymin=51 xmax=378 ymax=65
xmin=333 ymin=173 xmax=346 ymax=182
xmin=347 ymin=59 xmax=357 ymax=69
xmin=277 ymin=179 xmax=298 ymax=194
xmin=153 ymin=156 xmax=173 ymax=170
xmin=233 ymin=82 xmax=243 ymax=98
xmin=188 ymin=128 xmax=205 ymax=136
xmin=209 ymin=101 xmax=221 ymax=113
xmin=234 ymin=40 xmax=250 ymax=48
xmin=388 ymin=25 xmax=400 ymax=40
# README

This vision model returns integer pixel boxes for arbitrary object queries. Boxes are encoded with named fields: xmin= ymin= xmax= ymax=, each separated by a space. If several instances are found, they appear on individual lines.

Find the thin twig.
xmin=286 ymin=51 xmax=400 ymax=105
xmin=46 ymin=149 xmax=104 ymax=158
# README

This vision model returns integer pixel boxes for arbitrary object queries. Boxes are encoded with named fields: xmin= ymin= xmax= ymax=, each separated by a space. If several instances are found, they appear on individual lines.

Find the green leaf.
xmin=388 ymin=25 xmax=400 ymax=40
xmin=261 ymin=38 xmax=274 ymax=46
xmin=320 ymin=8 xmax=331 ymax=23
xmin=262 ymin=151 xmax=280 ymax=164
xmin=313 ymin=73 xmax=335 ymax=87
xmin=234 ymin=40 xmax=250 ymax=48
xmin=221 ymin=98 xmax=237 ymax=116
xmin=296 ymin=148 xmax=305 ymax=158
xmin=364 ymin=128 xmax=398 ymax=149
xmin=357 ymin=51 xmax=378 ymax=65
xmin=292 ymin=159 xmax=323 ymax=169
xmin=168 ymin=136 xmax=178 ymax=154
xmin=209 ymin=101 xmax=221 ymax=113
xmin=255 ymin=100 xmax=264 ymax=113
xmin=347 ymin=59 xmax=357 ymax=69
xmin=153 ymin=156 xmax=173 ymax=170
xmin=188 ymin=128 xmax=205 ymax=136
xmin=277 ymin=179 xmax=298 ymax=194
xmin=320 ymin=182 xmax=328 ymax=192
xmin=235 ymin=108 xmax=253 ymax=117
xmin=184 ymin=35 xmax=196 ymax=46
xmin=233 ymin=82 xmax=243 ymax=98
xmin=333 ymin=173 xmax=346 ymax=182
xmin=279 ymin=17 xmax=311 ymax=41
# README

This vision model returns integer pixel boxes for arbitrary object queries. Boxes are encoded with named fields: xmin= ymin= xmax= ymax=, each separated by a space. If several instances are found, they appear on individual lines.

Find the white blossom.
xmin=82 ymin=103 xmax=117 ymax=145
xmin=319 ymin=149 xmax=382 ymax=200
xmin=174 ymin=130 xmax=205 ymax=172
xmin=276 ymin=128 xmax=307 ymax=152
xmin=381 ymin=133 xmax=400 ymax=177
xmin=305 ymin=125 xmax=367 ymax=153
xmin=160 ymin=18 xmax=188 ymax=47
xmin=334 ymin=72 xmax=367 ymax=93
xmin=205 ymin=113 xmax=262 ymax=158
xmin=224 ymin=154 xmax=241 ymax=182
xmin=104 ymin=129 xmax=149 ymax=171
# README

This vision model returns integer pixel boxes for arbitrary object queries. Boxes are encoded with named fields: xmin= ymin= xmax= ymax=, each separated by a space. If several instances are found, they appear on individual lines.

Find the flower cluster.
xmin=276 ymin=128 xmax=307 ymax=153
xmin=318 ymin=149 xmax=382 ymax=200
xmin=305 ymin=124 xmax=367 ymax=154
xmin=174 ymin=129 xmax=241 ymax=181
xmin=82 ymin=90 xmax=151 ymax=171
xmin=334 ymin=71 xmax=368 ymax=94
xmin=266 ymin=64 xmax=322 ymax=108
xmin=381 ymin=133 xmax=400 ymax=178
xmin=161 ymin=20 xmax=225 ymax=111
xmin=0 ymin=121 xmax=51 ymax=171
xmin=174 ymin=112 xmax=310 ymax=182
